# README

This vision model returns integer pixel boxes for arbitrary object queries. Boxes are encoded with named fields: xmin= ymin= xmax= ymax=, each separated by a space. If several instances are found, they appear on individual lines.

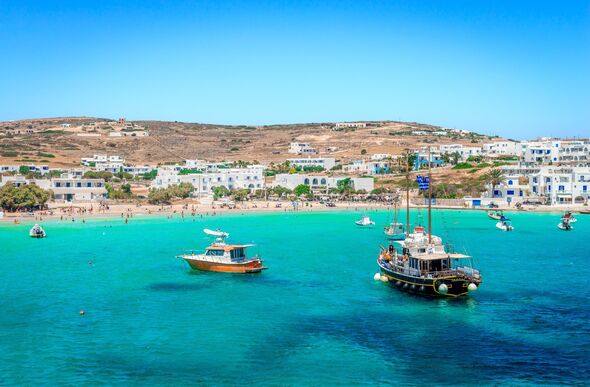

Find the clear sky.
xmin=0 ymin=0 xmax=588 ymax=139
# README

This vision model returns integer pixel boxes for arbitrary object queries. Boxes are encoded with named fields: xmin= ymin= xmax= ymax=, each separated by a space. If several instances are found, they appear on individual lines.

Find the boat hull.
xmin=181 ymin=257 xmax=266 ymax=273
xmin=378 ymin=260 xmax=480 ymax=297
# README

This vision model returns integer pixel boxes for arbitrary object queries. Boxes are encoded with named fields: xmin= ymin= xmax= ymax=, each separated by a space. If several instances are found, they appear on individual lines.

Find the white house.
xmin=152 ymin=165 xmax=266 ymax=196
xmin=81 ymin=155 xmax=125 ymax=166
xmin=370 ymin=153 xmax=391 ymax=161
xmin=287 ymin=157 xmax=336 ymax=170
xmin=439 ymin=144 xmax=483 ymax=160
xmin=482 ymin=141 xmax=520 ymax=157
xmin=335 ymin=122 xmax=367 ymax=129
xmin=288 ymin=143 xmax=317 ymax=155
xmin=50 ymin=174 xmax=108 ymax=202
xmin=342 ymin=160 xmax=391 ymax=175
xmin=272 ymin=174 xmax=374 ymax=192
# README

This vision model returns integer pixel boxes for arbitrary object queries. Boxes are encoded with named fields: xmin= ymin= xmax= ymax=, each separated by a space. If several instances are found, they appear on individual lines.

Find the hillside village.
xmin=0 ymin=117 xmax=589 ymax=211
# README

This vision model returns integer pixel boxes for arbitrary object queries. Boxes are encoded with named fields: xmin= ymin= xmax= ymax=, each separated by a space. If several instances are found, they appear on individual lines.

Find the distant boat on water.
xmin=29 ymin=224 xmax=46 ymax=238
xmin=384 ymin=203 xmax=406 ymax=240
xmin=561 ymin=212 xmax=577 ymax=223
xmin=487 ymin=210 xmax=503 ymax=220
xmin=558 ymin=219 xmax=573 ymax=231
xmin=356 ymin=215 xmax=375 ymax=227
xmin=496 ymin=216 xmax=514 ymax=231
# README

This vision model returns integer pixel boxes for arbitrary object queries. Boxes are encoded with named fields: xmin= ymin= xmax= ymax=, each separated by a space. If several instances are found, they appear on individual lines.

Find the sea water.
xmin=0 ymin=210 xmax=588 ymax=385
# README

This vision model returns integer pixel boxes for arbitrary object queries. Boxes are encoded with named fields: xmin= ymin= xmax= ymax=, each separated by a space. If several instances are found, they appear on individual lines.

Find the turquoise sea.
xmin=1 ymin=209 xmax=589 ymax=385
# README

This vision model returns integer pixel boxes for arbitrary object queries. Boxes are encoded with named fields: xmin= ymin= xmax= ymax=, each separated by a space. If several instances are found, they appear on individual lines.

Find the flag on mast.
xmin=416 ymin=175 xmax=429 ymax=190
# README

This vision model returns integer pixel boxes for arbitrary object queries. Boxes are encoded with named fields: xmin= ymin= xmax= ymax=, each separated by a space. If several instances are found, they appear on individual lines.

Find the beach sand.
xmin=1 ymin=199 xmax=588 ymax=224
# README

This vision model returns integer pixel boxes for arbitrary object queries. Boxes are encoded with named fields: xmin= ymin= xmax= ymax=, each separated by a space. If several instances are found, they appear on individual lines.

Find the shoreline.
xmin=1 ymin=200 xmax=588 ymax=224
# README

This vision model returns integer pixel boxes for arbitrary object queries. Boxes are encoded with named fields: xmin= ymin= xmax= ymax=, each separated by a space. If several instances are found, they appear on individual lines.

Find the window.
xmin=304 ymin=178 xmax=310 ymax=185
xmin=558 ymin=185 xmax=565 ymax=192
xmin=205 ymin=249 xmax=224 ymax=256
xmin=76 ymin=182 xmax=81 ymax=187
xmin=583 ymin=186 xmax=587 ymax=193
xmin=507 ymin=190 xmax=514 ymax=195
xmin=508 ymin=180 xmax=513 ymax=185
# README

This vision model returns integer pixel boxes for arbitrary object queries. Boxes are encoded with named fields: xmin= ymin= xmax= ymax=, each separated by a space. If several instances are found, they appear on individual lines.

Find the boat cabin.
xmin=205 ymin=244 xmax=252 ymax=262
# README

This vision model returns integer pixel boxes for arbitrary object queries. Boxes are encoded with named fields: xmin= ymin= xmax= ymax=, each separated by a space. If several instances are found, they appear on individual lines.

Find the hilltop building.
xmin=288 ymin=143 xmax=317 ymax=155
xmin=287 ymin=157 xmax=336 ymax=170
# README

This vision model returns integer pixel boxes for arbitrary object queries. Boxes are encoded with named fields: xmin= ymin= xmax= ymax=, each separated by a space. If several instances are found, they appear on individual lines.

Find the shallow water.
xmin=1 ymin=210 xmax=589 ymax=385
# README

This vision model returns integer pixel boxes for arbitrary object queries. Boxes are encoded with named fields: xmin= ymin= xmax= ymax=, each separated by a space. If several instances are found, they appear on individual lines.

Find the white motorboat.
xmin=496 ymin=217 xmax=514 ymax=231
xmin=558 ymin=219 xmax=573 ymax=231
xmin=356 ymin=215 xmax=375 ymax=227
xmin=29 ymin=224 xmax=46 ymax=238
xmin=487 ymin=211 xmax=503 ymax=220
xmin=561 ymin=212 xmax=577 ymax=223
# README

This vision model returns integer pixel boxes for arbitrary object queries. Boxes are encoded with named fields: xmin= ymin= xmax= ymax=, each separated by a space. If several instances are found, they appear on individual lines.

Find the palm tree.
xmin=482 ymin=169 xmax=505 ymax=197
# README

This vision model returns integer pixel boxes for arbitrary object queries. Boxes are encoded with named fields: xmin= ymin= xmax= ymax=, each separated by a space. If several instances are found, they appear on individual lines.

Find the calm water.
xmin=1 ymin=210 xmax=589 ymax=385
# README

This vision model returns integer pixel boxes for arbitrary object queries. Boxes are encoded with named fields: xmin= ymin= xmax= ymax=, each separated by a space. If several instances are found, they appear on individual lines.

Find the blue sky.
xmin=0 ymin=0 xmax=588 ymax=139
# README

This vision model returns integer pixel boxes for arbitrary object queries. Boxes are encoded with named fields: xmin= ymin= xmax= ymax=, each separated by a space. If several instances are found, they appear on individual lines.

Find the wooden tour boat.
xmin=376 ymin=148 xmax=482 ymax=297
xmin=177 ymin=230 xmax=267 ymax=273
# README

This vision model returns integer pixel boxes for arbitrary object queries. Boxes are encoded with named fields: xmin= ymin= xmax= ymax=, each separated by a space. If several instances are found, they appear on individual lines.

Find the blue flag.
xmin=416 ymin=175 xmax=429 ymax=190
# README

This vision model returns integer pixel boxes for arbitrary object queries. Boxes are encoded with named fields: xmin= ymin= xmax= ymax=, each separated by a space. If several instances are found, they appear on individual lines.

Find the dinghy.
xmin=356 ymin=215 xmax=375 ymax=227
xmin=29 ymin=224 xmax=46 ymax=238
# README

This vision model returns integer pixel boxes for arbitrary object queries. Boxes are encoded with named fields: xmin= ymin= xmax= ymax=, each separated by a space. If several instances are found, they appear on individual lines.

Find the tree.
xmin=18 ymin=166 xmax=30 ymax=175
xmin=148 ymin=188 xmax=172 ymax=204
xmin=482 ymin=169 xmax=505 ymax=196
xmin=361 ymin=149 xmax=367 ymax=155
xmin=0 ymin=183 xmax=51 ymax=211
xmin=231 ymin=188 xmax=250 ymax=201
xmin=212 ymin=186 xmax=230 ymax=200
xmin=336 ymin=178 xmax=354 ymax=194
xmin=83 ymin=171 xmax=113 ymax=181
xmin=294 ymin=184 xmax=311 ymax=196
xmin=270 ymin=185 xmax=292 ymax=197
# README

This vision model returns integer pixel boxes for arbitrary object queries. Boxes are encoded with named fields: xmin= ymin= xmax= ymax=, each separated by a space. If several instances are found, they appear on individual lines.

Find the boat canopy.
xmin=412 ymin=252 xmax=472 ymax=261
xmin=207 ymin=244 xmax=254 ymax=251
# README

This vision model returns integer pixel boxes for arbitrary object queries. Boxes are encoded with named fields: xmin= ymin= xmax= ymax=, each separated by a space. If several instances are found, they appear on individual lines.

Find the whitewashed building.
xmin=342 ymin=159 xmax=391 ymax=175
xmin=152 ymin=165 xmax=266 ymax=196
xmin=482 ymin=141 xmax=520 ymax=157
xmin=288 ymin=143 xmax=317 ymax=155
xmin=335 ymin=122 xmax=367 ymax=129
xmin=287 ymin=157 xmax=336 ymax=170
xmin=439 ymin=144 xmax=483 ymax=160
xmin=50 ymin=174 xmax=108 ymax=202
xmin=272 ymin=174 xmax=374 ymax=192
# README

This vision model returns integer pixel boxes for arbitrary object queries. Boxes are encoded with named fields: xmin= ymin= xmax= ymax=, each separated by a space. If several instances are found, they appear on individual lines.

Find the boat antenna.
xmin=405 ymin=151 xmax=410 ymax=237
xmin=428 ymin=146 xmax=432 ymax=244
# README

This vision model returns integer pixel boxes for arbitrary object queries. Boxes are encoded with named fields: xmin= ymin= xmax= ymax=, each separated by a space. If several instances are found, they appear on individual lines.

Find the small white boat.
xmin=558 ymin=220 xmax=573 ymax=231
xmin=356 ymin=215 xmax=375 ymax=227
xmin=561 ymin=212 xmax=577 ymax=223
xmin=203 ymin=228 xmax=230 ymax=238
xmin=496 ymin=217 xmax=514 ymax=231
xmin=384 ymin=222 xmax=406 ymax=240
xmin=487 ymin=211 xmax=503 ymax=220
xmin=29 ymin=224 xmax=46 ymax=238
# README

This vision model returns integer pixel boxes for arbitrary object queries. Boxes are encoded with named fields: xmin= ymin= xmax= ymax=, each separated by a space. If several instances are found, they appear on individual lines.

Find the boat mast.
xmin=406 ymin=152 xmax=410 ymax=237
xmin=428 ymin=146 xmax=432 ymax=244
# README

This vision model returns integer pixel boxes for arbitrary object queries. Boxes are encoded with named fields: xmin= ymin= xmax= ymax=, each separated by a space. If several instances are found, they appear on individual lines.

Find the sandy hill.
xmin=0 ymin=117 xmax=498 ymax=167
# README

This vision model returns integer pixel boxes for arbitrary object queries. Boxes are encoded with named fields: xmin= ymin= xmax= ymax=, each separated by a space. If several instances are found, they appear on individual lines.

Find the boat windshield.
xmin=205 ymin=249 xmax=224 ymax=256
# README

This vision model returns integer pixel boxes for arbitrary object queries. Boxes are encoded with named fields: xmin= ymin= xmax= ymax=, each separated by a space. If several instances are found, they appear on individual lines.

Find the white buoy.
xmin=380 ymin=276 xmax=389 ymax=283
xmin=373 ymin=273 xmax=381 ymax=281
xmin=438 ymin=283 xmax=449 ymax=295
xmin=468 ymin=283 xmax=478 ymax=292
